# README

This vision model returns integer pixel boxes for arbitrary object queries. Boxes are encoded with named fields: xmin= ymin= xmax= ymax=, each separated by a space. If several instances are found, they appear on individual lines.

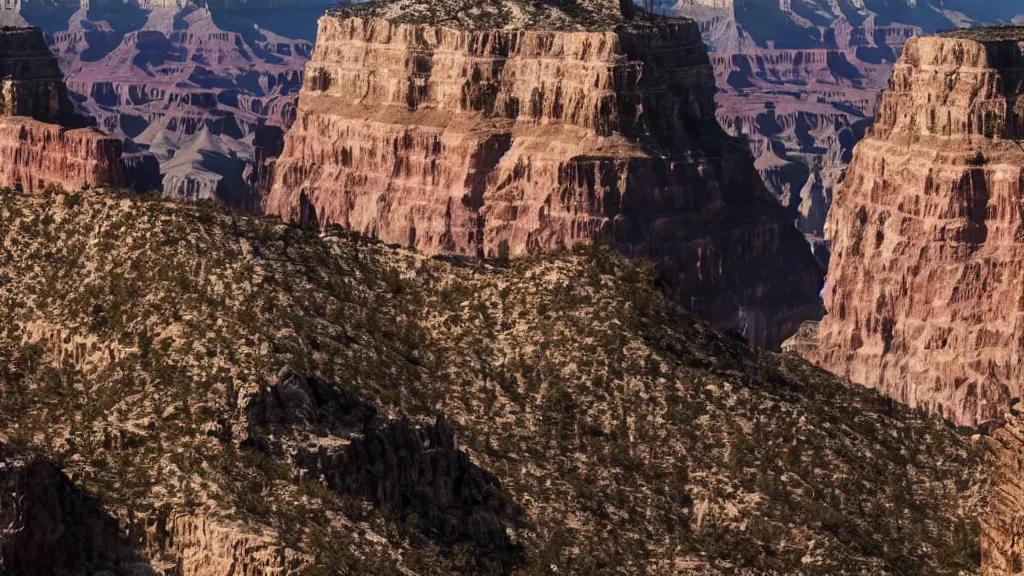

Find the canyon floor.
xmin=0 ymin=187 xmax=987 ymax=575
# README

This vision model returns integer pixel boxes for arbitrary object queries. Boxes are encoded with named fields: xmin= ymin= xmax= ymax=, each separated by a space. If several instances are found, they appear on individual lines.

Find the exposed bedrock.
xmin=787 ymin=32 xmax=1024 ymax=429
xmin=669 ymin=0 xmax=1024 ymax=253
xmin=0 ymin=25 xmax=74 ymax=123
xmin=50 ymin=4 xmax=314 ymax=206
xmin=0 ymin=26 xmax=139 ymax=191
xmin=0 ymin=118 xmax=125 ymax=191
xmin=267 ymin=10 xmax=824 ymax=349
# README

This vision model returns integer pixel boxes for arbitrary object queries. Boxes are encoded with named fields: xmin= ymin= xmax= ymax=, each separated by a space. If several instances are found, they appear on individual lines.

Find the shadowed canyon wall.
xmin=0 ymin=26 xmax=125 ymax=191
xmin=267 ymin=7 xmax=824 ymax=350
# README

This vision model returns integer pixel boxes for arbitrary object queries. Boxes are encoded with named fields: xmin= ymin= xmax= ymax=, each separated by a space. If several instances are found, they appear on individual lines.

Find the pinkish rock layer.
xmin=267 ymin=12 xmax=824 ymax=349
xmin=787 ymin=32 xmax=1024 ymax=427
xmin=669 ymin=0 xmax=1024 ymax=257
xmin=0 ymin=26 xmax=126 ymax=191
xmin=0 ymin=118 xmax=123 ymax=191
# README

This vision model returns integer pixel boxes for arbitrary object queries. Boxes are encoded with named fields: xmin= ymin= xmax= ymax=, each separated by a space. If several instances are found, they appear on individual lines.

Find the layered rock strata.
xmin=668 ymin=0 xmax=1024 ymax=254
xmin=50 ymin=2 xmax=325 ymax=206
xmin=0 ymin=25 xmax=73 ymax=122
xmin=0 ymin=26 xmax=129 ymax=191
xmin=787 ymin=29 xmax=1024 ymax=428
xmin=0 ymin=117 xmax=124 ymax=191
xmin=267 ymin=1 xmax=824 ymax=349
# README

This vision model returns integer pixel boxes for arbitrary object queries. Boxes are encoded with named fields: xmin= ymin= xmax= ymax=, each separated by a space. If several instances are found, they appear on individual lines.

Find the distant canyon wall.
xmin=267 ymin=13 xmax=825 ymax=350
xmin=3 ymin=0 xmax=334 ymax=205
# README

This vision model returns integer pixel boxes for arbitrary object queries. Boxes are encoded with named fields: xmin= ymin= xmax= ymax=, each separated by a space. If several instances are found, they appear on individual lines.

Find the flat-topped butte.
xmin=936 ymin=26 xmax=1024 ymax=41
xmin=328 ymin=0 xmax=687 ymax=31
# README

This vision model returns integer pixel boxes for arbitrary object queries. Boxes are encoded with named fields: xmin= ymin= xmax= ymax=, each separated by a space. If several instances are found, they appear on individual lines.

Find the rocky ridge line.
xmin=0 ymin=188 xmax=987 ymax=574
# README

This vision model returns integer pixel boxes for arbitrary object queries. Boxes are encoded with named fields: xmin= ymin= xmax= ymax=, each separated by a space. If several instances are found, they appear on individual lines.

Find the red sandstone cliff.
xmin=984 ymin=412 xmax=1024 ymax=575
xmin=670 ymin=0 xmax=1024 ymax=260
xmin=267 ymin=0 xmax=824 ymax=349
xmin=0 ymin=26 xmax=126 ymax=191
xmin=786 ymin=29 xmax=1024 ymax=428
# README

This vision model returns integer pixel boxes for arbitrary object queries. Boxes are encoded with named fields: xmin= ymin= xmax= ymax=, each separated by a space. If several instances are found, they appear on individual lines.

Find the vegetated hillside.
xmin=0 ymin=188 xmax=987 ymax=575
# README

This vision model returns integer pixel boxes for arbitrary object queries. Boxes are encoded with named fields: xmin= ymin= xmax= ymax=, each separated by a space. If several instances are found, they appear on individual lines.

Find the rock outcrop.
xmin=0 ymin=24 xmax=74 ymax=122
xmin=0 ymin=26 xmax=130 ymax=191
xmin=669 ymin=0 xmax=1024 ymax=257
xmin=984 ymin=414 xmax=1024 ymax=575
xmin=0 ymin=117 xmax=124 ymax=192
xmin=267 ymin=0 xmax=824 ymax=349
xmin=787 ymin=28 xmax=1024 ymax=428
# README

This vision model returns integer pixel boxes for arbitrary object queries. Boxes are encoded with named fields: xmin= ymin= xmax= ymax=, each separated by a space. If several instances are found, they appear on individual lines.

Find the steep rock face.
xmin=0 ymin=117 xmax=124 ymax=191
xmin=267 ymin=4 xmax=824 ymax=349
xmin=984 ymin=414 xmax=1024 ymax=575
xmin=143 ymin=513 xmax=309 ymax=576
xmin=0 ymin=25 xmax=73 ymax=122
xmin=788 ymin=30 xmax=1024 ymax=428
xmin=668 ymin=0 xmax=1024 ymax=255
xmin=0 ymin=26 xmax=129 ymax=191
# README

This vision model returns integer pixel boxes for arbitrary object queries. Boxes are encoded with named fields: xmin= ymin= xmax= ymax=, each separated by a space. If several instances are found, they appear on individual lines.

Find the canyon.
xmin=0 ymin=26 xmax=126 ymax=192
xmin=779 ymin=27 xmax=1024 ymax=572
xmin=3 ymin=0 xmax=336 ymax=206
xmin=668 ymin=0 xmax=1024 ymax=262
xmin=0 ymin=1 xmax=1019 ymax=573
xmin=267 ymin=0 xmax=825 ymax=350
